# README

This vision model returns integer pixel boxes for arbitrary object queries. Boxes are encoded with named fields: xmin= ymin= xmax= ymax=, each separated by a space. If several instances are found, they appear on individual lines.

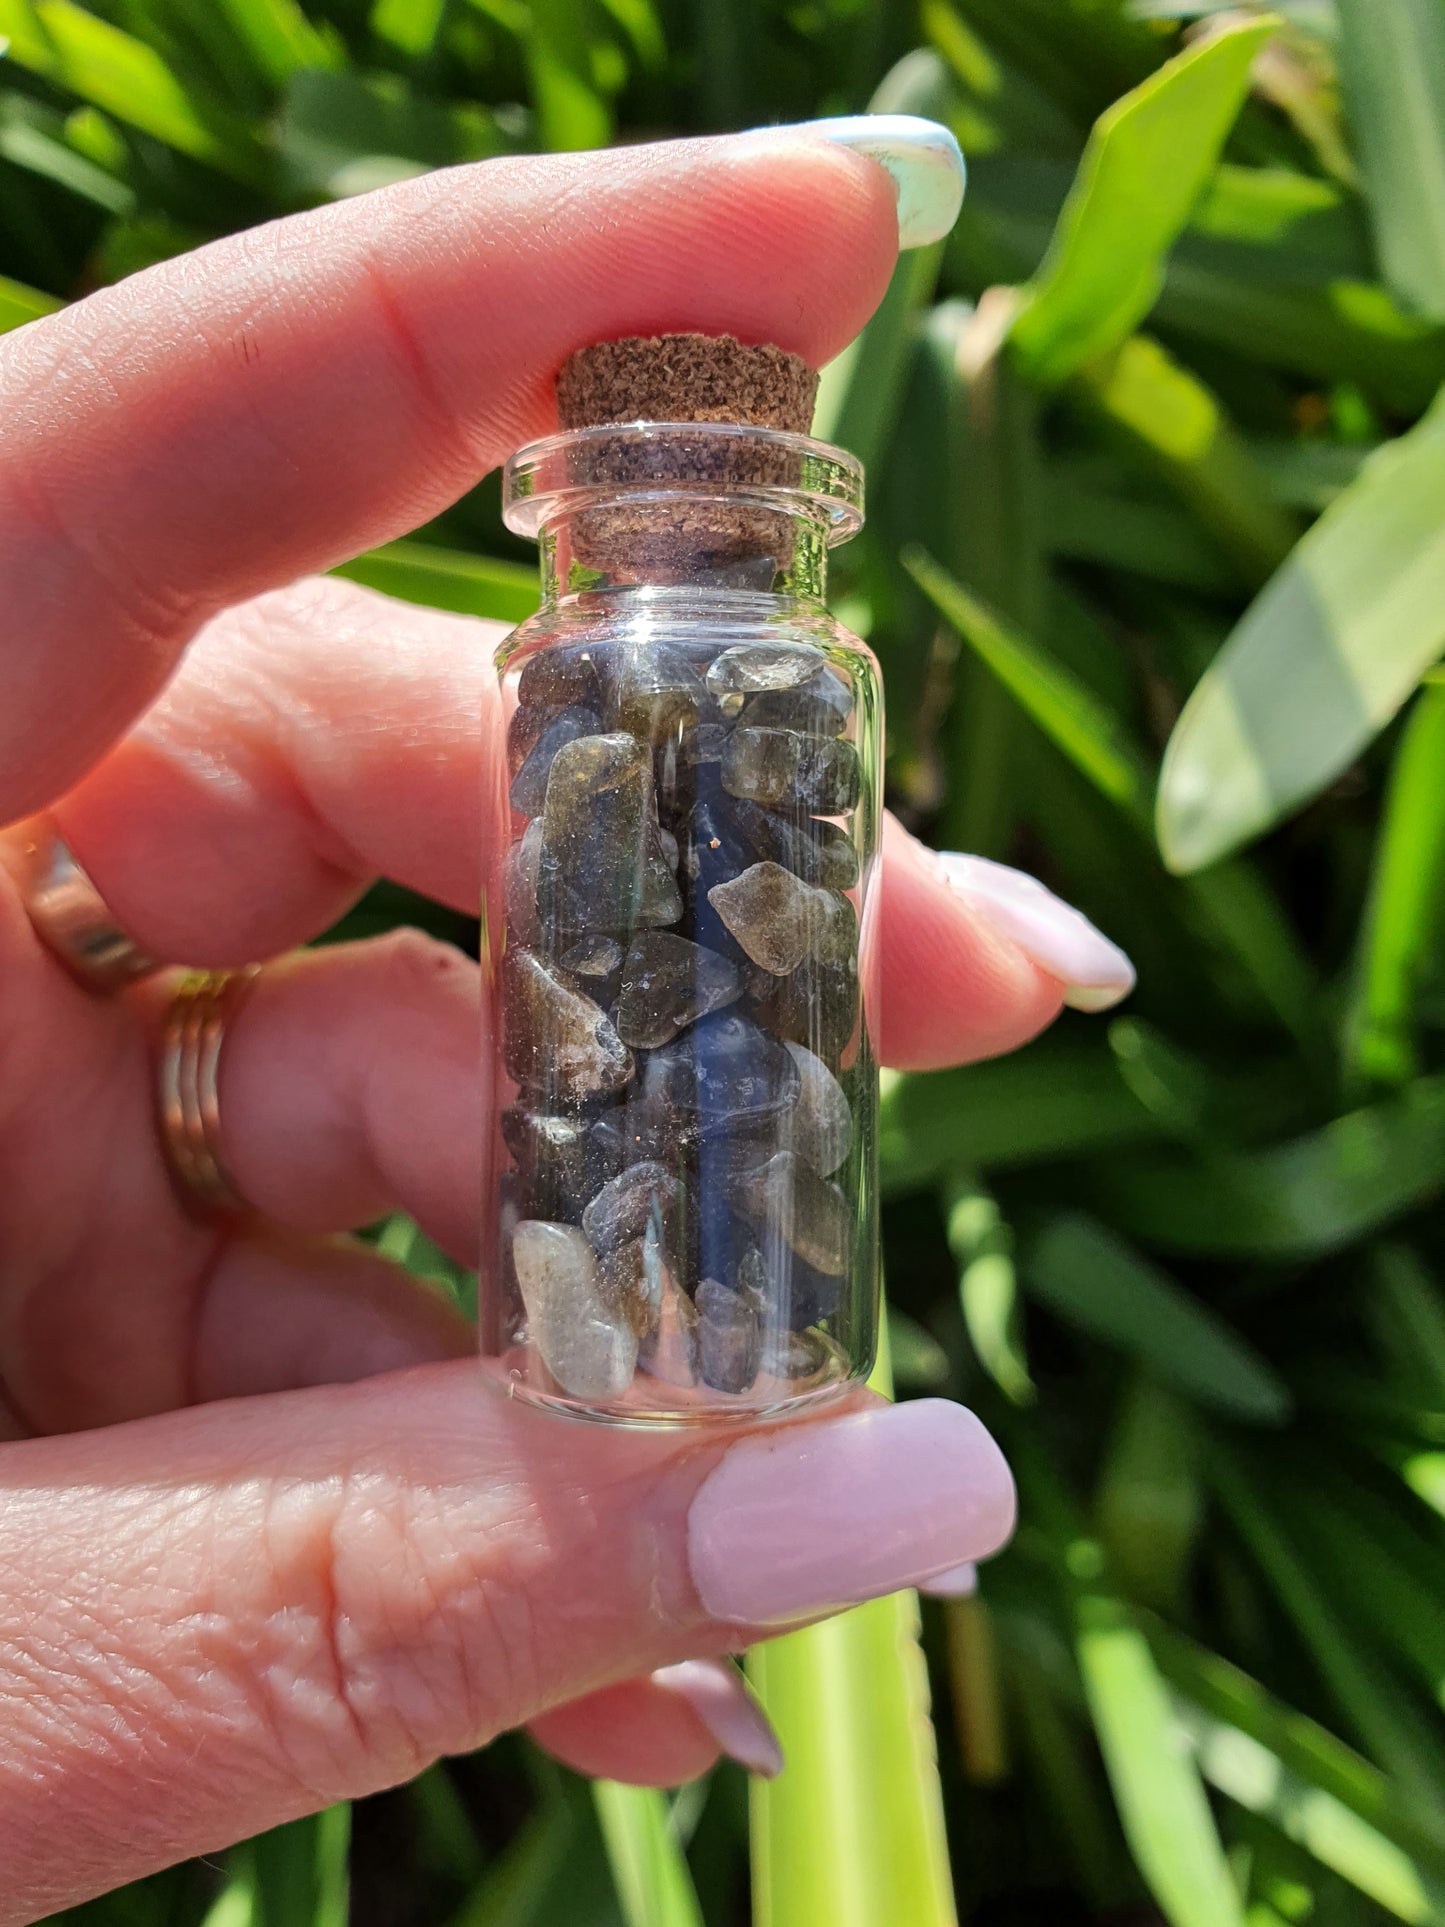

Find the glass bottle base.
xmin=482 ymin=1345 xmax=863 ymax=1428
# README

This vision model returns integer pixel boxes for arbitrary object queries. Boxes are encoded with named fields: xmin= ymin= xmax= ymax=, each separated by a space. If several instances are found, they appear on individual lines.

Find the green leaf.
xmin=200 ymin=1867 xmax=257 ymax=1927
xmin=279 ymin=70 xmax=510 ymax=199
xmin=1077 ymin=333 xmax=1299 ymax=587
xmin=0 ymin=0 xmax=269 ymax=183
xmin=449 ymin=1780 xmax=617 ymax=1927
xmin=1025 ymin=1214 xmax=1291 ymax=1422
xmin=900 ymin=546 xmax=1152 ymax=821
xmin=1211 ymin=1451 xmax=1445 ymax=1846
xmin=1157 ymin=1631 xmax=1445 ymax=1922
xmin=592 ymin=1784 xmax=704 ymax=1927
xmin=1096 ymin=1380 xmax=1203 ymax=1611
xmin=879 ymin=1048 xmax=1165 ymax=1197
xmin=901 ymin=546 xmax=1321 ymax=1041
xmin=1158 ymin=391 xmax=1445 ymax=873
xmin=945 ymin=1174 xmax=1035 ymax=1405
xmin=814 ymin=245 xmax=941 ymax=479
xmin=747 ymin=1327 xmax=958 ymax=1927
xmin=525 ymin=0 xmax=613 ymax=151
xmin=372 ymin=0 xmax=449 ymax=58
xmin=1009 ymin=17 xmax=1277 ymax=385
xmin=0 ymin=96 xmax=133 ymax=212
xmin=1155 ymin=254 xmax=1445 ymax=417
xmin=918 ymin=300 xmax=1046 ymax=858
xmin=1335 ymin=0 xmax=1445 ymax=321
xmin=248 ymin=1808 xmax=350 ymax=1927
xmin=214 ymin=0 xmax=341 ymax=84
xmin=332 ymin=540 xmax=539 ymax=623
xmin=1076 ymin=1590 xmax=1247 ymax=1927
xmin=0 ymin=270 xmax=61 ymax=332
xmin=1344 ymin=684 xmax=1445 ymax=1084
xmin=1092 ymin=1075 xmax=1445 ymax=1258
xmin=1046 ymin=466 xmax=1239 ymax=593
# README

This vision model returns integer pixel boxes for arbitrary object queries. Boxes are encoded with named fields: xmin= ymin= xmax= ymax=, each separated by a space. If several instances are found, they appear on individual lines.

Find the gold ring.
xmin=17 ymin=823 xmax=158 ymax=993
xmin=157 ymin=967 xmax=261 ymax=1217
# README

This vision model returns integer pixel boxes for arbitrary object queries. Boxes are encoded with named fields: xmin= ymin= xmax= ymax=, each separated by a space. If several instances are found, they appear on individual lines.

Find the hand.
xmin=0 ymin=131 xmax=1132 ymax=1920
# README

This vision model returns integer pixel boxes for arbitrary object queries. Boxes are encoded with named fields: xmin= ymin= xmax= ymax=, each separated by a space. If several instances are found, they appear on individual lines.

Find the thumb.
xmin=0 ymin=1363 xmax=1012 ymax=1919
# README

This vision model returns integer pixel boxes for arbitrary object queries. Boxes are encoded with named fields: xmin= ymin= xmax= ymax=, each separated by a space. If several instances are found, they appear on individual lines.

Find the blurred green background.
xmin=10 ymin=0 xmax=1445 ymax=1921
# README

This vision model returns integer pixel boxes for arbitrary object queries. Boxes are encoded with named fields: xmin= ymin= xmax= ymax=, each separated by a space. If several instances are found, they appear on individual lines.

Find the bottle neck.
xmin=535 ymin=501 xmax=831 ymax=608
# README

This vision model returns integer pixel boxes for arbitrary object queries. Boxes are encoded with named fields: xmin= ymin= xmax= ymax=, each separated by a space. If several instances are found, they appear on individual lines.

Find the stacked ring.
xmin=17 ymin=825 xmax=157 ymax=992
xmin=155 ymin=968 xmax=262 ymax=1217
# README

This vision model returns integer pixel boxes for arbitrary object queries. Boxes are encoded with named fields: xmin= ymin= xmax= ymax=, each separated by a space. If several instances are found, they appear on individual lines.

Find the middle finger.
xmin=48 ymin=578 xmax=1069 ymax=1063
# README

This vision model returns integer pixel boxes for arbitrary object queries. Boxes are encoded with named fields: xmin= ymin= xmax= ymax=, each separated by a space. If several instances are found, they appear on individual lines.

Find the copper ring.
xmin=17 ymin=824 xmax=158 ymax=993
xmin=156 ymin=967 xmax=262 ymax=1217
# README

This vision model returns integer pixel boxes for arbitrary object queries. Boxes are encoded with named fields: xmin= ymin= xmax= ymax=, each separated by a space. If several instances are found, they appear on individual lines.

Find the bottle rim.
xmin=501 ymin=420 xmax=865 ymax=545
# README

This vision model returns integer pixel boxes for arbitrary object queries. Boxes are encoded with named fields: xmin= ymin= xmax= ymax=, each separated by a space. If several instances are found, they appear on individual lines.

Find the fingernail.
xmin=747 ymin=114 xmax=965 ymax=248
xmin=689 ymin=1399 xmax=1015 ymax=1626
xmin=938 ymin=853 xmax=1136 ymax=1013
xmin=653 ymin=1659 xmax=784 ymax=1778
xmin=919 ymin=1562 xmax=977 ymax=1598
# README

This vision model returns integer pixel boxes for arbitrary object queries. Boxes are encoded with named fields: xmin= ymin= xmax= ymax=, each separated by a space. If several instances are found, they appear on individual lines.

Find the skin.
xmin=0 ymin=132 xmax=1066 ymax=1920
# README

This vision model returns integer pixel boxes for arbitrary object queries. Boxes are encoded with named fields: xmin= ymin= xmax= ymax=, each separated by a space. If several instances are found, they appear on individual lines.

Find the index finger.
xmin=0 ymin=132 xmax=898 ymax=821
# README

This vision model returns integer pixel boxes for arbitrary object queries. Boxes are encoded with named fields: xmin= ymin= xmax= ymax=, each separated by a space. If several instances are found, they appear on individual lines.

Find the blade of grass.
xmin=1000 ymin=1628 xmax=1121 ymax=1905
xmin=1076 ymin=333 xmax=1298 ymax=586
xmin=449 ymin=1778 xmax=616 ymax=1927
xmin=1211 ymin=1448 xmax=1445 ymax=1842
xmin=249 ymin=1807 xmax=350 ymax=1927
xmin=1152 ymin=1624 xmax=1445 ymax=1873
xmin=200 ymin=1866 xmax=257 ymax=1927
xmin=944 ymin=1172 xmax=1035 ymax=1405
xmin=372 ymin=0 xmax=448 ymax=56
xmin=1092 ymin=1073 xmax=1445 ymax=1258
xmin=900 ymin=546 xmax=1151 ymax=818
xmin=409 ymin=1763 xmax=486 ymax=1886
xmin=814 ymin=244 xmax=942 ymax=479
xmin=0 ymin=0 xmax=269 ymax=183
xmin=592 ymin=1784 xmax=704 ymax=1927
xmin=901 ymin=548 xmax=1322 ymax=1043
xmin=1158 ymin=389 xmax=1445 ymax=873
xmin=1335 ymin=0 xmax=1445 ymax=321
xmin=525 ymin=0 xmax=613 ymax=150
xmin=1009 ymin=17 xmax=1277 ymax=384
xmin=1015 ymin=1441 xmax=1247 ymax=1927
xmin=215 ymin=0 xmax=340 ymax=82
xmin=1077 ymin=1589 xmax=1248 ymax=1927
xmin=1095 ymin=1379 xmax=1203 ymax=1611
xmin=927 ymin=299 xmax=1046 ymax=858
xmin=1343 ymin=684 xmax=1445 ymax=1086
xmin=0 ymin=271 xmax=61 ymax=331
xmin=879 ymin=1047 xmax=1165 ymax=1196
xmin=333 ymin=540 xmax=539 ymax=622
xmin=747 ymin=1321 xmax=958 ymax=1927
xmin=1155 ymin=253 xmax=1445 ymax=417
xmin=1025 ymin=1214 xmax=1291 ymax=1422
xmin=1191 ymin=1713 xmax=1445 ymax=1922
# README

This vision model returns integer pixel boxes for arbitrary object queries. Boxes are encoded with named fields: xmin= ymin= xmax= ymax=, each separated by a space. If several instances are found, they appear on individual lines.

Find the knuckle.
xmin=371 ymin=926 xmax=473 ymax=1004
xmin=248 ymin=1467 xmax=539 ymax=1790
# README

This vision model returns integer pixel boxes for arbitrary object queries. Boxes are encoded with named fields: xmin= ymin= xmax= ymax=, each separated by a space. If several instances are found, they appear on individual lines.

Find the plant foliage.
xmin=13 ymin=1 xmax=1445 ymax=1923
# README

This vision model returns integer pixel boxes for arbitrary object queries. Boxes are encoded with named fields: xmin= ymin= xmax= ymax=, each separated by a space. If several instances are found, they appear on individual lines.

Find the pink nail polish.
xmin=688 ymin=1400 xmax=1016 ymax=1626
xmin=938 ymin=853 xmax=1135 ymax=1012
xmin=653 ymin=1659 xmax=784 ymax=1777
xmin=918 ymin=1562 xmax=977 ymax=1598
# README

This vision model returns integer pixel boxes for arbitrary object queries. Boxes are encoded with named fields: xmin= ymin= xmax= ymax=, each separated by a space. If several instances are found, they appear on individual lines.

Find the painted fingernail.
xmin=688 ymin=1399 xmax=1015 ymax=1626
xmin=918 ymin=1562 xmax=978 ymax=1598
xmin=938 ymin=853 xmax=1136 ymax=1012
xmin=747 ymin=115 xmax=965 ymax=248
xmin=652 ymin=1659 xmax=784 ymax=1778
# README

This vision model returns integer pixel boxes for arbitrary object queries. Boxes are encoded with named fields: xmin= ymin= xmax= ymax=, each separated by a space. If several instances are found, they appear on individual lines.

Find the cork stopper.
xmin=553 ymin=335 xmax=820 ymax=577
xmin=557 ymin=334 xmax=818 ymax=434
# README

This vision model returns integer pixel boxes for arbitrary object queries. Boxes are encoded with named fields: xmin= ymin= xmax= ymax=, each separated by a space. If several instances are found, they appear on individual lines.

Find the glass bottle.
xmin=481 ymin=418 xmax=880 ymax=1423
